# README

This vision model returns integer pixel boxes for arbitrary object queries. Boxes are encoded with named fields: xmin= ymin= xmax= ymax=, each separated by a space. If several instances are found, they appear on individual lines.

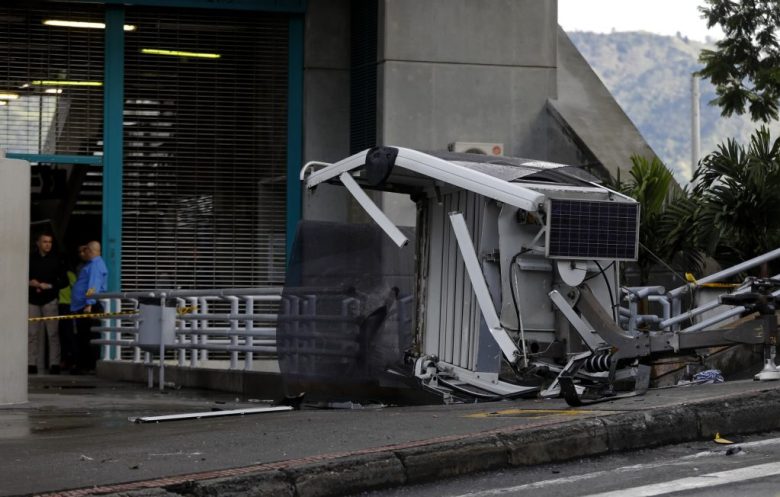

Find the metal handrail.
xmin=668 ymin=248 xmax=780 ymax=298
xmin=94 ymin=286 xmax=369 ymax=379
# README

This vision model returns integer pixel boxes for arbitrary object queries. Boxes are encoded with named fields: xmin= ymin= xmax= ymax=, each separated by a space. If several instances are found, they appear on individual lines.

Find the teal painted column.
xmin=286 ymin=15 xmax=304 ymax=260
xmin=103 ymin=6 xmax=124 ymax=292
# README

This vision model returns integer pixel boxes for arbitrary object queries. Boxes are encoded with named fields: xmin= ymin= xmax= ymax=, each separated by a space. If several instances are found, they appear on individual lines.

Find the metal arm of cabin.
xmin=548 ymin=289 xmax=608 ymax=352
xmin=396 ymin=148 xmax=545 ymax=212
xmin=338 ymin=172 xmax=409 ymax=248
xmin=304 ymin=147 xmax=546 ymax=213
xmin=449 ymin=212 xmax=521 ymax=365
xmin=299 ymin=161 xmax=332 ymax=181
xmin=304 ymin=150 xmax=369 ymax=187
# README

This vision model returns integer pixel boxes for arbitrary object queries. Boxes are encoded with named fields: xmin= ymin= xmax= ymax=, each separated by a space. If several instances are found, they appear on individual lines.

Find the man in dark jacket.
xmin=28 ymin=232 xmax=67 ymax=374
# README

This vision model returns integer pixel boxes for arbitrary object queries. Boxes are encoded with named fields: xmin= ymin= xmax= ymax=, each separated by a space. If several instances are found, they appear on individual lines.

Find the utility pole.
xmin=691 ymin=74 xmax=701 ymax=182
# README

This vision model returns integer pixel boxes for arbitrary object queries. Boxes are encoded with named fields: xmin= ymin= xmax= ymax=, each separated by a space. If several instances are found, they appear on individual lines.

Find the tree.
xmin=693 ymin=126 xmax=780 ymax=272
xmin=613 ymin=156 xmax=681 ymax=284
xmin=657 ymin=191 xmax=706 ymax=279
xmin=698 ymin=0 xmax=780 ymax=122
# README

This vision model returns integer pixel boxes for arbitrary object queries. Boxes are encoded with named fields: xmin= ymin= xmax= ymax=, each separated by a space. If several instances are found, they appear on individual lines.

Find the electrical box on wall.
xmin=448 ymin=141 xmax=504 ymax=156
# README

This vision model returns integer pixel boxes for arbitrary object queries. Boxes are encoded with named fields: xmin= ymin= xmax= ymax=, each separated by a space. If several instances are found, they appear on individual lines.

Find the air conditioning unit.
xmin=448 ymin=141 xmax=504 ymax=156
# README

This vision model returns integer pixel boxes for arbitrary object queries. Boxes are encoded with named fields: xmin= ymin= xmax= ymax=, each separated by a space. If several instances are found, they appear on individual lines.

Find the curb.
xmin=47 ymin=388 xmax=780 ymax=497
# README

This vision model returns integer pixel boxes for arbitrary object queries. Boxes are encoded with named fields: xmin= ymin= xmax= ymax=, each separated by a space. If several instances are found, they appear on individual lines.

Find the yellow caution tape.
xmin=28 ymin=306 xmax=195 ymax=323
xmin=685 ymin=273 xmax=741 ymax=289
xmin=176 ymin=305 xmax=196 ymax=315
xmin=28 ymin=310 xmax=138 ymax=323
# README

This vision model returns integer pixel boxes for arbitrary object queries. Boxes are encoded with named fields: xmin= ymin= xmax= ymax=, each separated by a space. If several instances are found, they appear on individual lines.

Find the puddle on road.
xmin=0 ymin=411 xmax=134 ymax=439
xmin=0 ymin=413 xmax=32 ymax=438
xmin=0 ymin=377 xmax=270 ymax=441
xmin=0 ymin=412 xmax=99 ymax=438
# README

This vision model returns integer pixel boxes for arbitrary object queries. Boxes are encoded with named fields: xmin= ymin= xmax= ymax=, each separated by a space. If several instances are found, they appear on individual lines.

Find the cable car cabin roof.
xmin=306 ymin=149 xmax=600 ymax=191
xmin=429 ymin=151 xmax=601 ymax=184
xmin=303 ymin=147 xmax=608 ymax=213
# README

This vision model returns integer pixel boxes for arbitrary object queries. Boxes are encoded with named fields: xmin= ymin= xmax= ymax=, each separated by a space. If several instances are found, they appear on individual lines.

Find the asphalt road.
xmin=363 ymin=431 xmax=780 ymax=497
xmin=7 ymin=375 xmax=780 ymax=497
xmin=0 ymin=375 xmax=585 ymax=496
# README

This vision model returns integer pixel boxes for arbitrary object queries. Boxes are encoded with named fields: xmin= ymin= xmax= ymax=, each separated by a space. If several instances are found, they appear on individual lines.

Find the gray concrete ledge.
xmin=97 ymin=361 xmax=285 ymax=400
xmin=84 ymin=387 xmax=780 ymax=497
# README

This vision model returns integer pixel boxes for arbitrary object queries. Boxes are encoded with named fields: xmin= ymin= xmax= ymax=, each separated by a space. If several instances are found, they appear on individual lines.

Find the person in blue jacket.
xmin=70 ymin=241 xmax=108 ymax=373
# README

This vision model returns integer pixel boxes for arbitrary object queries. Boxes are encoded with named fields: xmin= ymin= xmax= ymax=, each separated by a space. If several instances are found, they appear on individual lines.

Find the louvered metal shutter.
xmin=0 ymin=3 xmax=105 ymax=232
xmin=349 ymin=0 xmax=377 ymax=154
xmin=422 ymin=192 xmax=484 ymax=371
xmin=0 ymin=4 xmax=104 ymax=156
xmin=121 ymin=7 xmax=289 ymax=291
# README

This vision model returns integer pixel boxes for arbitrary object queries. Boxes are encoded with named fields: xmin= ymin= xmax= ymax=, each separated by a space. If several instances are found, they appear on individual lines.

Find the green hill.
xmin=566 ymin=30 xmax=780 ymax=183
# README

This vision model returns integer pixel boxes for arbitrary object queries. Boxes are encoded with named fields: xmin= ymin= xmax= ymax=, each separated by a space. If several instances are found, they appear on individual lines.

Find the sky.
xmin=558 ymin=0 xmax=724 ymax=43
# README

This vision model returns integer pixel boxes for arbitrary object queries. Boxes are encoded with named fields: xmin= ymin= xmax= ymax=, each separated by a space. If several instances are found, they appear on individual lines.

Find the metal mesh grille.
xmin=121 ymin=8 xmax=289 ymax=291
xmin=0 ymin=4 xmax=104 ymax=155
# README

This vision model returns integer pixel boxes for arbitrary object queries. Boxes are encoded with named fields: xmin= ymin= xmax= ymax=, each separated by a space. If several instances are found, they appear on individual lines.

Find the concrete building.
xmin=304 ymin=0 xmax=656 ymax=225
xmin=0 ymin=0 xmax=655 ymax=397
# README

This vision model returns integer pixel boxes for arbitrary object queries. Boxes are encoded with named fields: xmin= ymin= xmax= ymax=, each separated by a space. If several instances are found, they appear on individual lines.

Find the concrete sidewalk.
xmin=3 ymin=375 xmax=780 ymax=497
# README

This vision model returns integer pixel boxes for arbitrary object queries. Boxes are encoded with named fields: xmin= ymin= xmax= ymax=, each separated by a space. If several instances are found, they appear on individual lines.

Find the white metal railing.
xmin=93 ymin=287 xmax=283 ymax=373
xmin=92 ymin=286 xmax=390 ymax=382
xmin=619 ymin=247 xmax=780 ymax=335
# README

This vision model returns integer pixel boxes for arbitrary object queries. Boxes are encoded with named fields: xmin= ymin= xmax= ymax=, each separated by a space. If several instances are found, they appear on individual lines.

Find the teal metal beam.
xmin=286 ymin=15 xmax=304 ymax=260
xmin=4 ymin=153 xmax=103 ymax=165
xmin=103 ymin=5 xmax=124 ymax=292
xmin=74 ymin=0 xmax=305 ymax=12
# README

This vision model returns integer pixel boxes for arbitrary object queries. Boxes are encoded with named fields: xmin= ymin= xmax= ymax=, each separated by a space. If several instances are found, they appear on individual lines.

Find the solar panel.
xmin=545 ymin=199 xmax=639 ymax=261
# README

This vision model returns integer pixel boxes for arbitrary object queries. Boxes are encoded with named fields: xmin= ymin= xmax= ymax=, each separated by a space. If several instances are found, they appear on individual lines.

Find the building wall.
xmin=301 ymin=0 xmax=583 ymax=225
xmin=378 ymin=0 xmax=561 ymax=159
xmin=302 ymin=0 xmax=657 ymax=222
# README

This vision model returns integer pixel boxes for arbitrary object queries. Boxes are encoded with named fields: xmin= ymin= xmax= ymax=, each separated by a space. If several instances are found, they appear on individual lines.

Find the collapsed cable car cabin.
xmin=283 ymin=146 xmax=780 ymax=406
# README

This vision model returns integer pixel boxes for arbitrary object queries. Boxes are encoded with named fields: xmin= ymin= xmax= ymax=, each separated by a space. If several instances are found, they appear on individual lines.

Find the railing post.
xmin=189 ymin=296 xmax=199 ymax=367
xmin=228 ymin=296 xmax=239 ymax=369
xmin=176 ymin=297 xmax=186 ymax=367
xmin=130 ymin=298 xmax=141 ymax=363
xmin=244 ymin=296 xmax=254 ymax=370
xmin=200 ymin=297 xmax=209 ymax=362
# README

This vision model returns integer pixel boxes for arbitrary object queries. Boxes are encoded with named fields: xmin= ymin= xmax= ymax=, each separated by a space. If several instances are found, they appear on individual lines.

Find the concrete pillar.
xmin=302 ymin=0 xmax=352 ymax=223
xmin=0 ymin=154 xmax=30 ymax=405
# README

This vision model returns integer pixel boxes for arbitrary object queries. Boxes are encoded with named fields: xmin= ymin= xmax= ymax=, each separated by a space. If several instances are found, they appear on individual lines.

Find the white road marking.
xmin=450 ymin=470 xmax=613 ymax=497
xmin=716 ymin=435 xmax=780 ymax=450
xmin=449 ymin=436 xmax=780 ymax=497
xmin=680 ymin=435 xmax=780 ymax=460
xmin=580 ymin=461 xmax=780 ymax=497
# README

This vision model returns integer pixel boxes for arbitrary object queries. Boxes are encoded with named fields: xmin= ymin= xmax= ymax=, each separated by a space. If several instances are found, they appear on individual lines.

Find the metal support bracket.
xmin=339 ymin=172 xmax=409 ymax=248
xmin=449 ymin=212 xmax=521 ymax=364
xmin=549 ymin=289 xmax=608 ymax=351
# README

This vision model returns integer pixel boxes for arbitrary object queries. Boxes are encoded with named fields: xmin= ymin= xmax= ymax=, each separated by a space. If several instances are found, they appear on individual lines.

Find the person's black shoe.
xmin=49 ymin=365 xmax=60 ymax=375
xmin=28 ymin=365 xmax=37 ymax=375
